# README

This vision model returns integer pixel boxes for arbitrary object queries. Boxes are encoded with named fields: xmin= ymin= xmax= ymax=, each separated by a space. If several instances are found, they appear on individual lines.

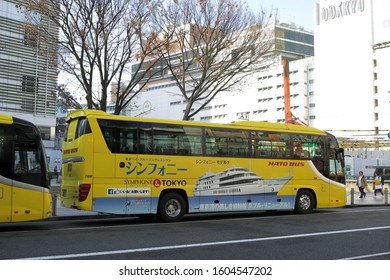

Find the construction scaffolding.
xmin=339 ymin=139 xmax=390 ymax=149
xmin=326 ymin=130 xmax=390 ymax=149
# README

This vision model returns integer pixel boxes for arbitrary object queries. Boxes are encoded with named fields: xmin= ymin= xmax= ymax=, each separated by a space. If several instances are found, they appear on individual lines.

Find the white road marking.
xmin=3 ymin=207 xmax=390 ymax=235
xmin=16 ymin=225 xmax=390 ymax=260
xmin=339 ymin=251 xmax=390 ymax=260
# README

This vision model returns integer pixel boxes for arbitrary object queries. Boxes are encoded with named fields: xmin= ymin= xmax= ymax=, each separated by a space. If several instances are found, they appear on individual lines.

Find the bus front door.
xmin=0 ymin=179 xmax=12 ymax=222
xmin=11 ymin=149 xmax=46 ymax=222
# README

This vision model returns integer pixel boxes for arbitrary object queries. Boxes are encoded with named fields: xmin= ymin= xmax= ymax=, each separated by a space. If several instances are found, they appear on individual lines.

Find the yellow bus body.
xmin=0 ymin=181 xmax=52 ymax=223
xmin=0 ymin=114 xmax=52 ymax=223
xmin=61 ymin=110 xmax=346 ymax=221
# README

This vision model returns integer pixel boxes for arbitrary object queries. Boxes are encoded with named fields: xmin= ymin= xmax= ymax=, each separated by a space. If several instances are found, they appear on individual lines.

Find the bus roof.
xmin=0 ymin=114 xmax=13 ymax=125
xmin=66 ymin=109 xmax=326 ymax=135
xmin=229 ymin=120 xmax=325 ymax=135
xmin=66 ymin=109 xmax=109 ymax=121
xmin=0 ymin=114 xmax=39 ymax=127
xmin=0 ymin=114 xmax=43 ymax=129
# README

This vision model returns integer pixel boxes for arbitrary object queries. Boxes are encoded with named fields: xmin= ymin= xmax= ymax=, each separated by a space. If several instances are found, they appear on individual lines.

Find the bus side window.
xmin=181 ymin=126 xmax=202 ymax=155
xmin=205 ymin=137 xmax=217 ymax=155
xmin=118 ymin=128 xmax=136 ymax=154
xmin=139 ymin=125 xmax=152 ymax=154
xmin=177 ymin=135 xmax=192 ymax=155
xmin=216 ymin=138 xmax=228 ymax=156
xmin=260 ymin=141 xmax=272 ymax=157
xmin=226 ymin=138 xmax=248 ymax=157
xmin=251 ymin=140 xmax=259 ymax=157
xmin=186 ymin=135 xmax=201 ymax=155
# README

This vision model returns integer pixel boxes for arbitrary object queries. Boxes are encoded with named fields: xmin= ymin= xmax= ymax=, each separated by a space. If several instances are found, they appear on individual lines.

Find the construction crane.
xmin=282 ymin=57 xmax=307 ymax=126
xmin=282 ymin=57 xmax=293 ymax=124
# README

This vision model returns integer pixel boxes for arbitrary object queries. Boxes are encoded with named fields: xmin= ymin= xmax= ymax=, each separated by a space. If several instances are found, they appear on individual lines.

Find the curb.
xmin=49 ymin=213 xmax=131 ymax=221
xmin=49 ymin=204 xmax=390 ymax=221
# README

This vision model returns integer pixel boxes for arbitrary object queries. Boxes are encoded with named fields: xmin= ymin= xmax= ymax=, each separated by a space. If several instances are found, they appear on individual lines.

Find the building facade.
xmin=0 ymin=0 xmax=58 ymax=141
xmin=130 ymin=22 xmax=315 ymax=124
xmin=130 ymin=1 xmax=390 ymax=149
xmin=313 ymin=0 xmax=390 ymax=141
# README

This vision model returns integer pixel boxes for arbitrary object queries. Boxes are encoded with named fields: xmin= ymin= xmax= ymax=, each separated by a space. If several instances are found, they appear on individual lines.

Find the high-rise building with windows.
xmin=130 ymin=0 xmax=389 ymax=149
xmin=130 ymin=22 xmax=314 ymax=124
xmin=0 ymin=0 xmax=58 ymax=141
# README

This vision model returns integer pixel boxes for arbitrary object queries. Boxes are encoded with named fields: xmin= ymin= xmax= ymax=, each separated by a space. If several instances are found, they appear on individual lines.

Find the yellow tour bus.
xmin=0 ymin=114 xmax=52 ymax=223
xmin=61 ymin=109 xmax=346 ymax=222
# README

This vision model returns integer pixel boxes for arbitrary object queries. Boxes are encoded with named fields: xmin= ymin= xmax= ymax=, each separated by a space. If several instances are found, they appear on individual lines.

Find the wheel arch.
xmin=296 ymin=188 xmax=317 ymax=208
xmin=294 ymin=188 xmax=317 ymax=214
xmin=159 ymin=188 xmax=189 ymax=214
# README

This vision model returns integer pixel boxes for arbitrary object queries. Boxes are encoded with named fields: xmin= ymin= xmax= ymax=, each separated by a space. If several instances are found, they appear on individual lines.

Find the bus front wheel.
xmin=158 ymin=193 xmax=186 ymax=222
xmin=295 ymin=190 xmax=315 ymax=214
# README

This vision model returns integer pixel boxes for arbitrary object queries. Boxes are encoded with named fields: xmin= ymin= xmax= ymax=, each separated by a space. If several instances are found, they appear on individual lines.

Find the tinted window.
xmin=98 ymin=119 xmax=137 ymax=154
xmin=152 ymin=124 xmax=201 ymax=156
xmin=205 ymin=128 xmax=249 ymax=157
xmin=291 ymin=134 xmax=324 ymax=159
xmin=98 ymin=120 xmax=202 ymax=156
xmin=251 ymin=131 xmax=291 ymax=158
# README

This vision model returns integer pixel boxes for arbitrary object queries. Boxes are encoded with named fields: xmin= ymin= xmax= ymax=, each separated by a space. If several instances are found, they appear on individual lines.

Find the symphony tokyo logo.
xmin=107 ymin=179 xmax=187 ymax=196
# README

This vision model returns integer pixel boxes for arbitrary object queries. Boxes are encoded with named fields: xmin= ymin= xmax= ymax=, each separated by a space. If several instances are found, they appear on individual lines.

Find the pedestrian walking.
xmin=356 ymin=171 xmax=367 ymax=198
xmin=373 ymin=171 xmax=384 ymax=196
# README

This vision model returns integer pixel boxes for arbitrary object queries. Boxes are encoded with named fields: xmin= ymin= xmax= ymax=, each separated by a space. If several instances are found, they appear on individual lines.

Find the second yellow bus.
xmin=0 ymin=114 xmax=52 ymax=223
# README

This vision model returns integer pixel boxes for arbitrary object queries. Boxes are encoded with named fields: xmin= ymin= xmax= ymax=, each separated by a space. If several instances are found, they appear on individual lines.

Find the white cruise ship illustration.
xmin=193 ymin=167 xmax=292 ymax=196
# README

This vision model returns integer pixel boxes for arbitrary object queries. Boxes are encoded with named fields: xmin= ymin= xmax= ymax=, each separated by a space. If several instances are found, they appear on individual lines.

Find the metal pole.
xmin=351 ymin=188 xmax=354 ymax=205
xmin=385 ymin=188 xmax=389 ymax=205
xmin=52 ymin=194 xmax=57 ymax=216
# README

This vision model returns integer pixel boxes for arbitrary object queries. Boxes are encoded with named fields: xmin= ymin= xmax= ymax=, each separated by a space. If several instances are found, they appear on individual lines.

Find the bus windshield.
xmin=326 ymin=132 xmax=345 ymax=184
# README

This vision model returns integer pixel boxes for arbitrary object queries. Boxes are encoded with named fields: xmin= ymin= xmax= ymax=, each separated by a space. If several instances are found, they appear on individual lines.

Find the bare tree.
xmin=57 ymin=84 xmax=83 ymax=110
xmin=153 ymin=0 xmax=275 ymax=120
xmin=24 ymin=0 xmax=167 ymax=114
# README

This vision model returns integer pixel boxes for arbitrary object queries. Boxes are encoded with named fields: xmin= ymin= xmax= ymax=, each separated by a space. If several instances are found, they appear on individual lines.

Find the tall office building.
xmin=314 ymin=0 xmax=390 ymax=140
xmin=131 ymin=22 xmax=314 ymax=124
xmin=0 ymin=0 xmax=58 ymax=141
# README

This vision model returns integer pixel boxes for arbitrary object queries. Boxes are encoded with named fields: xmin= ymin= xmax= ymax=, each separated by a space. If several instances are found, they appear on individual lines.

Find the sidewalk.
xmin=346 ymin=186 xmax=389 ymax=207
xmin=50 ymin=178 xmax=103 ymax=220
xmin=52 ymin=197 xmax=100 ymax=219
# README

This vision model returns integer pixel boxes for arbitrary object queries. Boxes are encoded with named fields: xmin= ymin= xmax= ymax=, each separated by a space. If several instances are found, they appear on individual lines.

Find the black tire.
xmin=295 ymin=190 xmax=315 ymax=214
xmin=157 ymin=193 xmax=186 ymax=222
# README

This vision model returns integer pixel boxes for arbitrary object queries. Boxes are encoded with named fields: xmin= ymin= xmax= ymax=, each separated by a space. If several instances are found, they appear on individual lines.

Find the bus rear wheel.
xmin=295 ymin=190 xmax=315 ymax=214
xmin=158 ymin=193 xmax=186 ymax=222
